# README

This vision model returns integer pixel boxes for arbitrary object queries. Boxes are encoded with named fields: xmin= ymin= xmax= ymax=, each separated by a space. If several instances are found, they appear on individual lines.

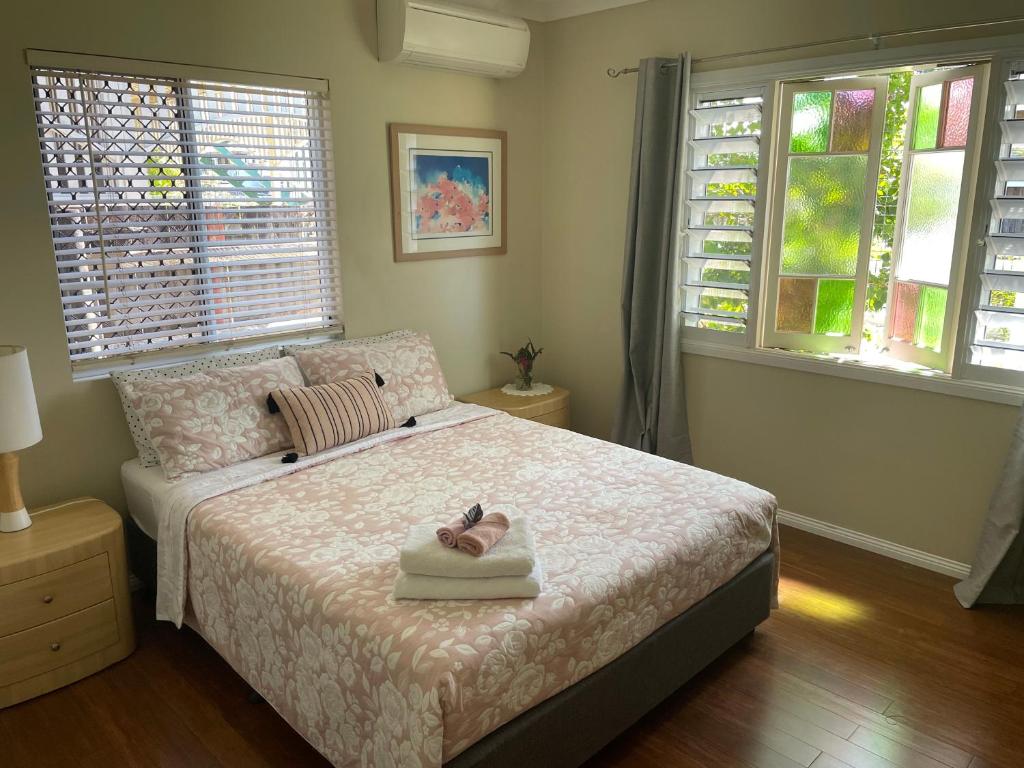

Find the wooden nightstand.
xmin=0 ymin=498 xmax=134 ymax=708
xmin=460 ymin=385 xmax=571 ymax=428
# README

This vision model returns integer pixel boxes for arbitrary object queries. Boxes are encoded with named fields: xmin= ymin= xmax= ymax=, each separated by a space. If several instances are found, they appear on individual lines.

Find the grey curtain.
xmin=955 ymin=404 xmax=1024 ymax=607
xmin=611 ymin=55 xmax=692 ymax=463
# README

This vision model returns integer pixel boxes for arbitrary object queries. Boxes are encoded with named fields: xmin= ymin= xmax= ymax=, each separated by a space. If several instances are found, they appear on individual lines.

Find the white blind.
xmin=681 ymin=92 xmax=765 ymax=334
xmin=971 ymin=62 xmax=1024 ymax=371
xmin=32 ymin=65 xmax=340 ymax=367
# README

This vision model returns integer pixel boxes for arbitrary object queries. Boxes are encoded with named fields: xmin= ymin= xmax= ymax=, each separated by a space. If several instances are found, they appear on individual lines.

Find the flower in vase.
xmin=501 ymin=339 xmax=543 ymax=390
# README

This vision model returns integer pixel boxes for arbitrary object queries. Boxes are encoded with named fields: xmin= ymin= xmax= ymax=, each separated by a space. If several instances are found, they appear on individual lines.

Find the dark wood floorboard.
xmin=1 ymin=525 xmax=1021 ymax=767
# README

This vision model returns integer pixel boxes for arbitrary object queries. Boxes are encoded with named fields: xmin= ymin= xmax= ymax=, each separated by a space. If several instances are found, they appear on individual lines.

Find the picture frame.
xmin=388 ymin=123 xmax=507 ymax=261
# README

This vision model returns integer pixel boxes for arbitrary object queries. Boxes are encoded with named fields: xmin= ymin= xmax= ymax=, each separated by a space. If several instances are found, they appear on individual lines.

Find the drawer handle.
xmin=50 ymin=642 xmax=62 ymax=652
xmin=42 ymin=595 xmax=54 ymax=604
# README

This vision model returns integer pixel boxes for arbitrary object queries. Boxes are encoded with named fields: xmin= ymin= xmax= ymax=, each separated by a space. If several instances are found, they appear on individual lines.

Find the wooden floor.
xmin=2 ymin=526 xmax=1022 ymax=768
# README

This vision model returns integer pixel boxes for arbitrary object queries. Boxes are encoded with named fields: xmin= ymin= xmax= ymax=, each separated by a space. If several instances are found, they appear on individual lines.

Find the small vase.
xmin=515 ymin=371 xmax=533 ymax=390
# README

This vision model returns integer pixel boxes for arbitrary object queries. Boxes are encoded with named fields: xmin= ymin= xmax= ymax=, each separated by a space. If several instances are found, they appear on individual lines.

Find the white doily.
xmin=500 ymin=382 xmax=553 ymax=397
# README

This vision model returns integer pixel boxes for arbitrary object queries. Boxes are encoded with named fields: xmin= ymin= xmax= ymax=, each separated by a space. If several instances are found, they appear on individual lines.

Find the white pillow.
xmin=112 ymin=347 xmax=280 ymax=467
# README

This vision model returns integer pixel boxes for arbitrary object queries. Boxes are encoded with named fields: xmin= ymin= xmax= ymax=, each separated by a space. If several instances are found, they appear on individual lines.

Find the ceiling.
xmin=452 ymin=0 xmax=648 ymax=22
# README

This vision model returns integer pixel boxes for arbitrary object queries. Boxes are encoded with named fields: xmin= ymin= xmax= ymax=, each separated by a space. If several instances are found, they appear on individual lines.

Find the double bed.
xmin=123 ymin=400 xmax=778 ymax=767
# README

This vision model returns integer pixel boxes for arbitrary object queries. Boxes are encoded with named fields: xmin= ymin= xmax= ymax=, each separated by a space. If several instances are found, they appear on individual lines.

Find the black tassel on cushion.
xmin=402 ymin=416 xmax=416 ymax=428
xmin=375 ymin=371 xmax=385 ymax=387
xmin=281 ymin=452 xmax=299 ymax=464
xmin=267 ymin=393 xmax=280 ymax=414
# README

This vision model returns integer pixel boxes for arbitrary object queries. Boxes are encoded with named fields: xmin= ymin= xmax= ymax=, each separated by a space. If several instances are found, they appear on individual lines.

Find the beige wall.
xmin=539 ymin=0 xmax=1024 ymax=563
xmin=0 ymin=0 xmax=544 ymax=510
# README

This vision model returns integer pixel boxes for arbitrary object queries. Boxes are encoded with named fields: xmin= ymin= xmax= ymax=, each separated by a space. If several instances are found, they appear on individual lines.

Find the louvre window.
xmin=680 ymin=90 xmax=767 ymax=338
xmin=969 ymin=62 xmax=1024 ymax=374
xmin=31 ymin=57 xmax=339 ymax=370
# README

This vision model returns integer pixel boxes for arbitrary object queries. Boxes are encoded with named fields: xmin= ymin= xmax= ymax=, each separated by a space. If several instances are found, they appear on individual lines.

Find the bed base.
xmin=447 ymin=549 xmax=774 ymax=767
xmin=125 ymin=518 xmax=774 ymax=768
xmin=126 ymin=517 xmax=158 ymax=594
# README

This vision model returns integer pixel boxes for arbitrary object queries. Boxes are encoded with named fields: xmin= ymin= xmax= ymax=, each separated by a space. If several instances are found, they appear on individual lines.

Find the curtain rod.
xmin=605 ymin=14 xmax=1024 ymax=77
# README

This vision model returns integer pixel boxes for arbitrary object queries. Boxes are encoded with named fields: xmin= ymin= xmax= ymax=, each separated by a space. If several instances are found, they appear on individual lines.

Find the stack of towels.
xmin=393 ymin=508 xmax=542 ymax=600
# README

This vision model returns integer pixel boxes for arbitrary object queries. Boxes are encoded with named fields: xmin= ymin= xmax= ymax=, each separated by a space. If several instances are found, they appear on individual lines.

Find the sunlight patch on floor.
xmin=778 ymin=576 xmax=871 ymax=622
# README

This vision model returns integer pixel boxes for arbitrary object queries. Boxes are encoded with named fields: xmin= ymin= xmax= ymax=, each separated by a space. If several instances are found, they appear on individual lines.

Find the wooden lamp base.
xmin=0 ymin=452 xmax=31 ymax=533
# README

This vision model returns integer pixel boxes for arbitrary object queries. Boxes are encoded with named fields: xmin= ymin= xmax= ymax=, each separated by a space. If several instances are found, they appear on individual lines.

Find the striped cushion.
xmin=269 ymin=373 xmax=397 ymax=456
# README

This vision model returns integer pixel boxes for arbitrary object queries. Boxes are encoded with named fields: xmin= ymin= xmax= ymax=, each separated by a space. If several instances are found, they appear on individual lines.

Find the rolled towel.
xmin=436 ymin=516 xmax=468 ymax=548
xmin=457 ymin=512 xmax=511 ymax=557
xmin=401 ymin=518 xmax=536 ymax=578
xmin=393 ymin=561 xmax=543 ymax=600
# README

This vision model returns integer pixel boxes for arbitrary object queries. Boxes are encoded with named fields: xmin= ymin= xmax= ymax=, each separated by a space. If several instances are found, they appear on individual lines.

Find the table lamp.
xmin=0 ymin=346 xmax=42 ymax=533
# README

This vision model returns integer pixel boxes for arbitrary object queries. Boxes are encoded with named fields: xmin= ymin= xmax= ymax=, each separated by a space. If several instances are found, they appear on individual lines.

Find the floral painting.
xmin=389 ymin=124 xmax=506 ymax=261
xmin=410 ymin=151 xmax=492 ymax=238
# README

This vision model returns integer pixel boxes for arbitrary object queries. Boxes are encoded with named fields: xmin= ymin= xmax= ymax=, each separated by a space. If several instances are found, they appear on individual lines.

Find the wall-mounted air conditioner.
xmin=377 ymin=0 xmax=531 ymax=78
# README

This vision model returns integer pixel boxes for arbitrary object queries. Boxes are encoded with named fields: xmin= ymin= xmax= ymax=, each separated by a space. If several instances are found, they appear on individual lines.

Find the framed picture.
xmin=388 ymin=123 xmax=507 ymax=261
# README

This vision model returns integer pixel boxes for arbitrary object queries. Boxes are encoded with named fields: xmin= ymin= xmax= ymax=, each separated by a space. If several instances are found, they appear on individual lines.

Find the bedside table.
xmin=0 ymin=498 xmax=135 ymax=708
xmin=460 ymin=385 xmax=571 ymax=429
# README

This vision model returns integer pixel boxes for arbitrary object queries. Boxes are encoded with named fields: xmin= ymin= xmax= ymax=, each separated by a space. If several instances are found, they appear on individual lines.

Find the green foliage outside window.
xmin=866 ymin=72 xmax=911 ymax=318
xmin=990 ymin=290 xmax=1018 ymax=308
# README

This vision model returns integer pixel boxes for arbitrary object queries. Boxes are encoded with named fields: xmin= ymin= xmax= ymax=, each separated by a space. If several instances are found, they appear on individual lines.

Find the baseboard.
xmin=777 ymin=510 xmax=971 ymax=580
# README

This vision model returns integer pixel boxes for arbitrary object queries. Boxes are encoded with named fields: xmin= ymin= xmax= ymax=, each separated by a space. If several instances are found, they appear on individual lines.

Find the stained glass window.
xmin=781 ymin=155 xmax=868 ymax=276
xmin=896 ymin=152 xmax=965 ymax=285
xmin=942 ymin=78 xmax=974 ymax=148
xmin=890 ymin=282 xmax=920 ymax=343
xmin=777 ymin=277 xmax=816 ymax=333
xmin=791 ymin=91 xmax=832 ymax=153
xmin=814 ymin=279 xmax=856 ymax=335
xmin=831 ymin=90 xmax=876 ymax=152
xmin=913 ymin=83 xmax=942 ymax=150
xmin=890 ymin=282 xmax=946 ymax=350
xmin=888 ymin=70 xmax=978 ymax=361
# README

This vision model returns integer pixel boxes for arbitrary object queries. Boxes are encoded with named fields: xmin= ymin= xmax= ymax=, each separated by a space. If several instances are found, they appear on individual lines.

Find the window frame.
xmin=956 ymin=56 xmax=1024 ymax=388
xmin=679 ymin=34 xmax=1024 ymax=404
xmin=760 ymin=75 xmax=889 ymax=355
xmin=26 ymin=49 xmax=342 ymax=377
xmin=679 ymin=82 xmax=776 ymax=349
xmin=884 ymin=64 xmax=988 ymax=372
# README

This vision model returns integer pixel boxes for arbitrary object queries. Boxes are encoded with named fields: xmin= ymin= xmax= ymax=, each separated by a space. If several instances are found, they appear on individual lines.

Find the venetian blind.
xmin=31 ymin=64 xmax=340 ymax=367
xmin=970 ymin=62 xmax=1024 ymax=372
xmin=681 ymin=90 xmax=765 ymax=336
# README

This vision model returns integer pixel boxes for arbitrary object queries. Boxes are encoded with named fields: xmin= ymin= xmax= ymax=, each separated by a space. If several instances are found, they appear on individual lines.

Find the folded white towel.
xmin=400 ymin=517 xmax=536 ymax=578
xmin=393 ymin=561 xmax=543 ymax=600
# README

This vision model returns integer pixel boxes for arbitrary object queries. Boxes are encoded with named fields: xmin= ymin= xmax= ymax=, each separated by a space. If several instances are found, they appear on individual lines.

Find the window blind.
xmin=32 ymin=65 xmax=340 ymax=367
xmin=681 ymin=91 xmax=765 ymax=335
xmin=970 ymin=63 xmax=1024 ymax=372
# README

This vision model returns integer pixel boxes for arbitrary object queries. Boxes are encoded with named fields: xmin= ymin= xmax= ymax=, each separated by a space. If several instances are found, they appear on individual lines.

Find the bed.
xmin=123 ymin=401 xmax=778 ymax=768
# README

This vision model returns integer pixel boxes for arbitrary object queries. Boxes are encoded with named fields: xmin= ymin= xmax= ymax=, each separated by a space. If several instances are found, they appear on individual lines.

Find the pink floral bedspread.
xmin=183 ymin=410 xmax=777 ymax=767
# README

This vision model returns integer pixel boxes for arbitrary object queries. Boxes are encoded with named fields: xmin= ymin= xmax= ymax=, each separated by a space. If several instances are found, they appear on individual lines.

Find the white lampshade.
xmin=0 ymin=346 xmax=42 ymax=453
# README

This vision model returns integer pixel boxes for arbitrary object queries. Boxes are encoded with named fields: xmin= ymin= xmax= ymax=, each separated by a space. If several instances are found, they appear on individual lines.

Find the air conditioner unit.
xmin=377 ymin=0 xmax=530 ymax=78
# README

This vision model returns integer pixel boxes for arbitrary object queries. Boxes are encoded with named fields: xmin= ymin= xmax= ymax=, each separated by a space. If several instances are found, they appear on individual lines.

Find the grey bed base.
xmin=126 ymin=518 xmax=774 ymax=768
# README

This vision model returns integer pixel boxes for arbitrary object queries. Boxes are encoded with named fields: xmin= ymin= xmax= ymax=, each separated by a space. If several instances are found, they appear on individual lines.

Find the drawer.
xmin=532 ymin=407 xmax=569 ymax=429
xmin=0 ymin=599 xmax=119 ymax=687
xmin=0 ymin=554 xmax=112 ymax=636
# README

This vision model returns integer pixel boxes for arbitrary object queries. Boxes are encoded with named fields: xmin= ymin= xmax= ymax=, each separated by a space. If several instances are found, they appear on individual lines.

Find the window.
xmin=679 ymin=43 xmax=1024 ymax=399
xmin=882 ymin=66 xmax=983 ymax=370
xmin=763 ymin=76 xmax=889 ymax=354
xmin=964 ymin=60 xmax=1024 ymax=382
xmin=31 ymin=53 xmax=339 ymax=371
xmin=681 ymin=87 xmax=770 ymax=341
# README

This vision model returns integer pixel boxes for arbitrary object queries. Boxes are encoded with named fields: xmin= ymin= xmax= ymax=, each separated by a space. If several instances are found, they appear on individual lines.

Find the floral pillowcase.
xmin=111 ymin=347 xmax=280 ymax=468
xmin=123 ymin=357 xmax=304 ymax=480
xmin=288 ymin=330 xmax=453 ymax=424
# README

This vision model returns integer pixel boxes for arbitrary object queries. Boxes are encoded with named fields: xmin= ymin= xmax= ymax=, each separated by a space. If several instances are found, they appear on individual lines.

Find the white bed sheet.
xmin=121 ymin=457 xmax=175 ymax=541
